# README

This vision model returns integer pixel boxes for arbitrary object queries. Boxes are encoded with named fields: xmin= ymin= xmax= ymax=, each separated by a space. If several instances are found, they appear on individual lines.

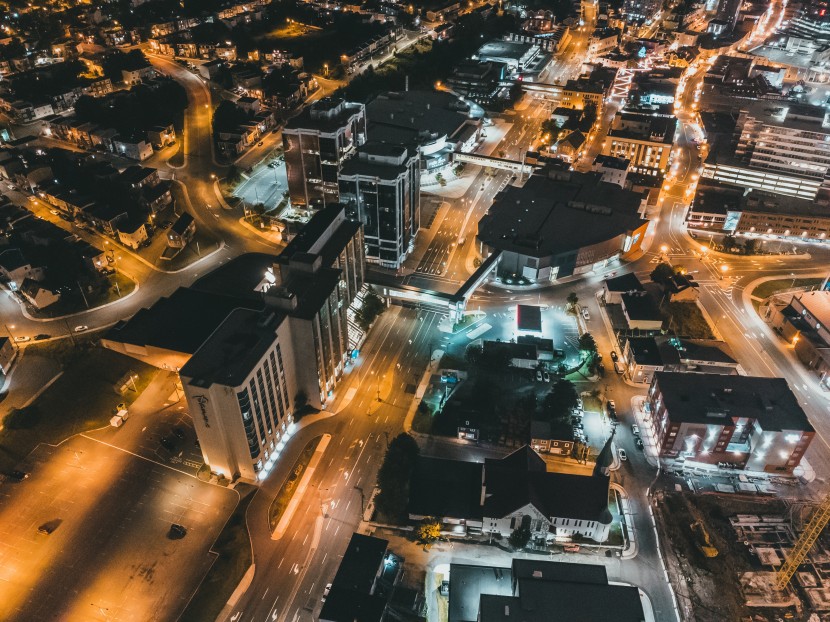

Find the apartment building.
xmin=770 ymin=291 xmax=830 ymax=391
xmin=647 ymin=372 xmax=814 ymax=473
xmin=603 ymin=111 xmax=676 ymax=176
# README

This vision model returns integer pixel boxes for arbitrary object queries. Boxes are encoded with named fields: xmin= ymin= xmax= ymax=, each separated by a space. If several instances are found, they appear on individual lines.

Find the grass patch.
xmin=178 ymin=484 xmax=257 ymax=622
xmin=663 ymin=302 xmax=715 ymax=339
xmin=607 ymin=522 xmax=624 ymax=547
xmin=582 ymin=396 xmax=602 ymax=414
xmin=0 ymin=345 xmax=156 ymax=473
xmin=751 ymin=277 xmax=823 ymax=301
xmin=268 ymin=436 xmax=322 ymax=531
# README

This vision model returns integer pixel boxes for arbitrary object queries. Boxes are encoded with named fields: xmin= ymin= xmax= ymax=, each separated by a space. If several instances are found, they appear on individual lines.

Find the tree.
xmin=416 ymin=517 xmax=441 ymax=544
xmin=374 ymin=433 xmax=420 ymax=523
xmin=356 ymin=288 xmax=386 ymax=331
xmin=650 ymin=262 xmax=676 ymax=285
xmin=542 ymin=379 xmax=579 ymax=422
xmin=508 ymin=518 xmax=532 ymax=550
xmin=566 ymin=292 xmax=579 ymax=312
xmin=578 ymin=332 xmax=597 ymax=356
xmin=745 ymin=238 xmax=762 ymax=255
xmin=436 ymin=172 xmax=447 ymax=187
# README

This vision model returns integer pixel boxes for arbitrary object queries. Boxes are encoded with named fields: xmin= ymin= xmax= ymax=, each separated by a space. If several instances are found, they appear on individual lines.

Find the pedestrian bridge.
xmin=519 ymin=82 xmax=565 ymax=98
xmin=453 ymin=152 xmax=536 ymax=175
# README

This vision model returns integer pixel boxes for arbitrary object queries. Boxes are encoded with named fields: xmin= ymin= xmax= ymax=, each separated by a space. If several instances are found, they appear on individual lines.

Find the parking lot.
xmin=0 ymin=436 xmax=237 ymax=622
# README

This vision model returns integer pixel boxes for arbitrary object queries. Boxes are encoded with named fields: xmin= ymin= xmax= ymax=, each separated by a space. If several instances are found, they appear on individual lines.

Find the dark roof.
xmin=279 ymin=204 xmax=361 ymax=269
xmin=516 ymin=304 xmax=542 ymax=332
xmin=408 ymin=456 xmax=484 ymax=520
xmin=482 ymin=340 xmax=537 ymax=362
xmin=621 ymin=292 xmax=663 ymax=321
xmin=449 ymin=564 xmax=514 ymax=622
xmin=511 ymin=559 xmax=607 ymax=584
xmin=319 ymin=589 xmax=386 ymax=622
xmin=103 ymin=287 xmax=257 ymax=355
xmin=627 ymin=336 xmax=663 ymax=366
xmin=180 ymin=308 xmax=286 ymax=388
xmin=489 ymin=445 xmax=546 ymax=473
xmin=604 ymin=272 xmax=644 ymax=293
xmin=170 ymin=212 xmax=194 ymax=235
xmin=655 ymin=372 xmax=814 ymax=432
xmin=479 ymin=580 xmax=645 ymax=621
xmin=330 ymin=533 xmax=388 ymax=595
xmin=477 ymin=171 xmax=647 ymax=259
xmin=0 ymin=248 xmax=28 ymax=271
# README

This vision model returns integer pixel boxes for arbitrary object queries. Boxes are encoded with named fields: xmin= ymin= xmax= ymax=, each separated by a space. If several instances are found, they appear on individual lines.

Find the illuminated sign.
xmin=194 ymin=394 xmax=211 ymax=428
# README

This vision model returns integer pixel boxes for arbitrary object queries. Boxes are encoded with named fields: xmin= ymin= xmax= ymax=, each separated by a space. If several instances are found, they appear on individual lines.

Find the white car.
xmin=322 ymin=583 xmax=332 ymax=602
xmin=618 ymin=448 xmax=627 ymax=461
xmin=581 ymin=307 xmax=590 ymax=321
xmin=73 ymin=325 xmax=89 ymax=332
xmin=13 ymin=335 xmax=30 ymax=343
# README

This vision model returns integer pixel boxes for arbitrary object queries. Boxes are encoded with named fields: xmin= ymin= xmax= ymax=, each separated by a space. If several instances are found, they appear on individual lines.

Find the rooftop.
xmin=477 ymin=170 xmax=647 ymax=259
xmin=285 ymin=97 xmax=364 ymax=134
xmin=516 ymin=304 xmax=542 ymax=332
xmin=654 ymin=372 xmax=814 ymax=432
xmin=793 ymin=291 xmax=830 ymax=331
xmin=621 ymin=292 xmax=663 ymax=322
xmin=179 ymin=308 xmax=286 ymax=388
xmin=408 ymin=457 xmax=484 ymax=520
xmin=604 ymin=272 xmax=645 ymax=293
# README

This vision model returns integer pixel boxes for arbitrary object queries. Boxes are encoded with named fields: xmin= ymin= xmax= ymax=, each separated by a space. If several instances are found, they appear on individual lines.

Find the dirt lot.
xmin=656 ymin=492 xmax=793 ymax=622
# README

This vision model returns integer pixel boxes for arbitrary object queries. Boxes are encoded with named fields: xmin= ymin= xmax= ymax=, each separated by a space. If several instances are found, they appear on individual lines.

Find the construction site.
xmin=654 ymin=490 xmax=830 ymax=622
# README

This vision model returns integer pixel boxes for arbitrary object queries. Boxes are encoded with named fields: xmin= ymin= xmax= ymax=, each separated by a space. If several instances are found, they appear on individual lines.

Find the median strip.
xmin=270 ymin=433 xmax=330 ymax=540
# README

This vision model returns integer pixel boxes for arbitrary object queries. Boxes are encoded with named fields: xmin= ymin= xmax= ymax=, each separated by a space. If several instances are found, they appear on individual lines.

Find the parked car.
xmin=169 ymin=523 xmax=187 ymax=539
xmin=73 ymin=325 xmax=88 ymax=332
xmin=542 ymin=370 xmax=550 ymax=382
xmin=618 ymin=448 xmax=627 ymax=461
xmin=581 ymin=307 xmax=590 ymax=320
xmin=13 ymin=336 xmax=30 ymax=342
xmin=536 ymin=369 xmax=543 ymax=382
xmin=613 ymin=361 xmax=625 ymax=375
xmin=632 ymin=424 xmax=640 ymax=437
xmin=34 ymin=334 xmax=50 ymax=341
xmin=173 ymin=427 xmax=185 ymax=440
xmin=636 ymin=438 xmax=644 ymax=450
xmin=606 ymin=400 xmax=616 ymax=415
xmin=38 ymin=523 xmax=57 ymax=535
xmin=610 ymin=351 xmax=618 ymax=362
xmin=322 ymin=583 xmax=332 ymax=602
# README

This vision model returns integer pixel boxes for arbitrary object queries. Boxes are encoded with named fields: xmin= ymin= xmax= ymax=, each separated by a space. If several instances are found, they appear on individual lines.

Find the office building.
xmin=339 ymin=141 xmax=420 ymax=269
xmin=477 ymin=168 xmax=649 ymax=284
xmin=283 ymin=98 xmax=366 ymax=209
xmin=647 ymin=372 xmax=815 ymax=473
xmin=602 ymin=111 xmax=677 ymax=176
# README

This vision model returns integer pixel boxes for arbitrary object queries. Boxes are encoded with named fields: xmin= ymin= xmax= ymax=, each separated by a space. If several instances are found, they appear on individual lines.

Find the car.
xmin=542 ymin=370 xmax=550 ymax=382
xmin=160 ymin=437 xmax=175 ymax=451
xmin=581 ymin=307 xmax=590 ymax=320
xmin=38 ymin=524 xmax=56 ymax=535
xmin=34 ymin=333 xmax=50 ymax=341
xmin=173 ymin=427 xmax=185 ymax=440
xmin=49 ymin=209 xmax=58 ymax=216
xmin=13 ymin=335 xmax=30 ymax=342
xmin=618 ymin=448 xmax=627 ymax=461
xmin=322 ymin=583 xmax=332 ymax=602
xmin=258 ymin=141 xmax=264 ymax=146
xmin=169 ymin=523 xmax=187 ymax=539
xmin=613 ymin=361 xmax=625 ymax=375
xmin=101 ymin=267 xmax=115 ymax=276
xmin=73 ymin=325 xmax=88 ymax=332
xmin=632 ymin=424 xmax=640 ymax=436
xmin=606 ymin=400 xmax=616 ymax=414
xmin=535 ymin=369 xmax=543 ymax=382
xmin=636 ymin=438 xmax=644 ymax=450
xmin=9 ymin=470 xmax=29 ymax=481
xmin=610 ymin=351 xmax=618 ymax=362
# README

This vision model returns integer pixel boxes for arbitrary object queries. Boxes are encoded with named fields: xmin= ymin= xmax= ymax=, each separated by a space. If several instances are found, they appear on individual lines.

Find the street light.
xmin=4 ymin=323 xmax=15 ymax=340
xmin=719 ymin=264 xmax=728 ymax=280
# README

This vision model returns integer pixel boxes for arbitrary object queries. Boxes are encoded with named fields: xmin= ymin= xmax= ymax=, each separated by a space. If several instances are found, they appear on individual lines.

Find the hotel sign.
xmin=194 ymin=395 xmax=210 ymax=428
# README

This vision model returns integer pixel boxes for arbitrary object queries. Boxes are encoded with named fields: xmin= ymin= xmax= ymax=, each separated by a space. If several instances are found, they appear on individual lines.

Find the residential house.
xmin=0 ymin=248 xmax=45 ymax=289
xmin=117 ymin=217 xmax=149 ymax=249
xmin=113 ymin=136 xmax=154 ymax=161
xmin=19 ymin=278 xmax=60 ymax=309
xmin=623 ymin=336 xmax=739 ymax=384
xmin=530 ymin=420 xmax=575 ymax=456
xmin=620 ymin=291 xmax=663 ymax=330
xmin=147 ymin=125 xmax=176 ymax=148
xmin=167 ymin=212 xmax=195 ymax=248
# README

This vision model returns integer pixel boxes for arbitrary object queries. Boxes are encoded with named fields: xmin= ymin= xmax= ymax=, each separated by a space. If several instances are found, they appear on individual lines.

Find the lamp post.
xmin=4 ymin=323 xmax=15 ymax=340
xmin=719 ymin=264 xmax=728 ymax=281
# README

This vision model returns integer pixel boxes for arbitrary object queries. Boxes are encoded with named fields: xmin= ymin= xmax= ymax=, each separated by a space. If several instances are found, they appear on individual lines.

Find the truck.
xmin=116 ymin=408 xmax=129 ymax=422
xmin=110 ymin=416 xmax=124 ymax=428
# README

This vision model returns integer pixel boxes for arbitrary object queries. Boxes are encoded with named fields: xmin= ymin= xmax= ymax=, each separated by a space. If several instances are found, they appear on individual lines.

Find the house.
xmin=0 ymin=336 xmax=17 ymax=374
xmin=664 ymin=272 xmax=699 ymax=301
xmin=112 ymin=136 xmax=153 ymax=161
xmin=19 ymin=278 xmax=60 ymax=309
xmin=121 ymin=64 xmax=155 ymax=85
xmin=620 ymin=292 xmax=663 ymax=330
xmin=0 ymin=248 xmax=45 ymax=289
xmin=167 ymin=212 xmax=195 ymax=248
xmin=318 ymin=533 xmax=397 ymax=622
xmin=648 ymin=372 xmax=815 ymax=473
xmin=408 ymin=446 xmax=613 ymax=543
xmin=530 ymin=420 xmax=575 ymax=456
xmin=482 ymin=340 xmax=539 ymax=369
xmin=117 ymin=217 xmax=149 ymax=250
xmin=769 ymin=291 xmax=830 ymax=391
xmin=552 ymin=130 xmax=585 ymax=162
xmin=120 ymin=165 xmax=159 ymax=190
xmin=85 ymin=203 xmax=128 ymax=236
xmin=197 ymin=59 xmax=224 ymax=80
xmin=141 ymin=182 xmax=173 ymax=214
xmin=147 ymin=125 xmax=176 ymax=148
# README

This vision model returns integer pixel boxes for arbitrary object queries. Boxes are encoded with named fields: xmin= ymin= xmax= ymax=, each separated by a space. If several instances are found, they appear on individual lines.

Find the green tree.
xmin=356 ymin=288 xmax=386 ymax=331
xmin=509 ymin=518 xmax=532 ymax=550
xmin=745 ymin=238 xmax=762 ymax=255
xmin=650 ymin=262 xmax=676 ymax=285
xmin=578 ymin=332 xmax=597 ymax=356
xmin=416 ymin=517 xmax=442 ymax=544
xmin=374 ymin=433 xmax=420 ymax=523
xmin=436 ymin=172 xmax=447 ymax=187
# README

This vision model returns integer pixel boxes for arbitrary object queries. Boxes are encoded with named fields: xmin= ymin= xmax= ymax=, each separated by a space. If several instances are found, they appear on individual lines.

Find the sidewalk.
xmin=611 ymin=483 xmax=638 ymax=560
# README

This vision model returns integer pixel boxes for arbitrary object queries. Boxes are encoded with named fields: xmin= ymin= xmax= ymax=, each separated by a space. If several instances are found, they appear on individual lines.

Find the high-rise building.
xmin=338 ymin=142 xmax=420 ymax=268
xmin=283 ymin=98 xmax=366 ymax=209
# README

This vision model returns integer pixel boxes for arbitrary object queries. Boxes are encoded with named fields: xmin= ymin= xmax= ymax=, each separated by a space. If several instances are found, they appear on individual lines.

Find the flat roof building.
xmin=477 ymin=168 xmax=649 ymax=284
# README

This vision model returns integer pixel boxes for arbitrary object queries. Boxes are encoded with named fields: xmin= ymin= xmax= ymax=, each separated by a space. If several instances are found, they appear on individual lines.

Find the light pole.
xmin=719 ymin=264 xmax=728 ymax=281
xmin=4 ymin=323 xmax=15 ymax=340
